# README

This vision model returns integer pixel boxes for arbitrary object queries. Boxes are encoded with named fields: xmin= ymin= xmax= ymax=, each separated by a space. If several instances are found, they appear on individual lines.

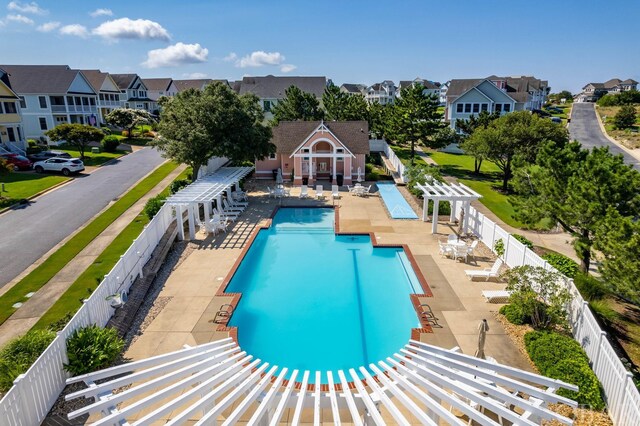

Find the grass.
xmin=597 ymin=105 xmax=640 ymax=149
xmin=114 ymin=135 xmax=153 ymax=146
xmin=0 ymin=173 xmax=69 ymax=209
xmin=57 ymin=145 xmax=126 ymax=167
xmin=32 ymin=166 xmax=191 ymax=330
xmin=0 ymin=161 xmax=179 ymax=326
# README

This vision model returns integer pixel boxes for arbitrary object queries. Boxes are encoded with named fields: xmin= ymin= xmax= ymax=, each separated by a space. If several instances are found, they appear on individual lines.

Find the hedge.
xmin=542 ymin=252 xmax=579 ymax=278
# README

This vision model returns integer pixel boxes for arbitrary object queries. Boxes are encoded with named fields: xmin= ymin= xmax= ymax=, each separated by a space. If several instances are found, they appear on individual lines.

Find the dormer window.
xmin=302 ymin=148 xmax=309 ymax=153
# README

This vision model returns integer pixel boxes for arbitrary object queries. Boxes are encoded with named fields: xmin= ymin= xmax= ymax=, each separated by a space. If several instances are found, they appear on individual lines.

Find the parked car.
xmin=33 ymin=157 xmax=84 ymax=176
xmin=550 ymin=117 xmax=563 ymax=124
xmin=27 ymin=150 xmax=72 ymax=162
xmin=0 ymin=153 xmax=32 ymax=171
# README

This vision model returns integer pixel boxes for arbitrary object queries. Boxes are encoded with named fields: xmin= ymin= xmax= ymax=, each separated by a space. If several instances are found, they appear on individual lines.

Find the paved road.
xmin=569 ymin=102 xmax=640 ymax=170
xmin=0 ymin=147 xmax=165 ymax=288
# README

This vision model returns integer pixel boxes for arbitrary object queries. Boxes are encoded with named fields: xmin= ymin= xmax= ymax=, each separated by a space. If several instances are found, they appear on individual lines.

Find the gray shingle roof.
xmin=446 ymin=79 xmax=484 ymax=98
xmin=142 ymin=78 xmax=173 ymax=92
xmin=238 ymin=75 xmax=327 ymax=98
xmin=79 ymin=70 xmax=120 ymax=94
xmin=621 ymin=79 xmax=638 ymax=85
xmin=340 ymin=83 xmax=364 ymax=94
xmin=110 ymin=74 xmax=138 ymax=90
xmin=0 ymin=65 xmax=92 ymax=94
xmin=272 ymin=121 xmax=369 ymax=155
xmin=173 ymin=79 xmax=212 ymax=92
xmin=603 ymin=78 xmax=622 ymax=89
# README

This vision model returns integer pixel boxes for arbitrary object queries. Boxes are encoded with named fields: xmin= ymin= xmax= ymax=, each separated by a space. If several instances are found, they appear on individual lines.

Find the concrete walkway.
xmin=0 ymin=164 xmax=187 ymax=347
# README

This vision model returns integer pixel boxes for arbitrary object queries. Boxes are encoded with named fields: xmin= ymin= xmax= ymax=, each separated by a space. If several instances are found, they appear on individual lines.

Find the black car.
xmin=27 ymin=150 xmax=72 ymax=162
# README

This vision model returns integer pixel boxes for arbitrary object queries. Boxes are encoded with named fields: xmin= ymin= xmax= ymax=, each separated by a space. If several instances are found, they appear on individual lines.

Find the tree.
xmin=154 ymin=82 xmax=273 ymax=181
xmin=595 ymin=209 xmax=640 ymax=304
xmin=45 ymin=123 xmax=104 ymax=159
xmin=270 ymin=85 xmax=324 ymax=125
xmin=0 ymin=157 xmax=12 ymax=175
xmin=322 ymin=83 xmax=369 ymax=122
xmin=548 ymin=90 xmax=573 ymax=103
xmin=367 ymin=101 xmax=389 ymax=139
xmin=467 ymin=111 xmax=569 ymax=191
xmin=385 ymin=84 xmax=444 ymax=165
xmin=457 ymin=110 xmax=500 ymax=173
xmin=513 ymin=143 xmax=640 ymax=271
xmin=612 ymin=104 xmax=637 ymax=129
xmin=104 ymin=108 xmax=153 ymax=139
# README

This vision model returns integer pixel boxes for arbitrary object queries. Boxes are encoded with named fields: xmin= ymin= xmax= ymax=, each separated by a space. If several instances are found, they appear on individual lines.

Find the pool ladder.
xmin=211 ymin=304 xmax=234 ymax=324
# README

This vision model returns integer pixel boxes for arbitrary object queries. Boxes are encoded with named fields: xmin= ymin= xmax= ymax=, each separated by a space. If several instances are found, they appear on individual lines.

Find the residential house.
xmin=173 ymin=79 xmax=213 ymax=92
xmin=0 ymin=68 xmax=25 ymax=151
xmin=365 ymin=80 xmax=396 ymax=105
xmin=0 ymin=65 xmax=99 ymax=140
xmin=110 ymin=74 xmax=156 ymax=114
xmin=236 ymin=75 xmax=328 ymax=119
xmin=80 ymin=70 xmax=123 ymax=124
xmin=578 ymin=78 xmax=639 ymax=102
xmin=255 ymin=120 xmax=369 ymax=186
xmin=397 ymin=78 xmax=442 ymax=99
xmin=438 ymin=81 xmax=450 ymax=105
xmin=142 ymin=78 xmax=179 ymax=101
xmin=340 ymin=83 xmax=366 ymax=96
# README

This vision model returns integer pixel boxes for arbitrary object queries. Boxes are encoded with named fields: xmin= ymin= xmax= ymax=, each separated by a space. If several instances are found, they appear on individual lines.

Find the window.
xmin=7 ymin=127 xmax=16 ymax=142
xmin=503 ymin=104 xmax=511 ymax=112
xmin=99 ymin=94 xmax=105 ymax=100
xmin=495 ymin=104 xmax=502 ymax=113
xmin=90 ymin=98 xmax=95 ymax=106
xmin=19 ymin=96 xmax=26 ymax=109
xmin=268 ymin=153 xmax=277 ymax=160
xmin=136 ymin=104 xmax=143 ymax=108
xmin=38 ymin=96 xmax=47 ymax=108
xmin=472 ymin=103 xmax=480 ymax=113
xmin=481 ymin=103 xmax=488 ymax=112
xmin=82 ymin=97 xmax=89 ymax=106
xmin=0 ymin=103 xmax=3 ymax=113
xmin=55 ymin=116 xmax=66 ymax=123
xmin=39 ymin=117 xmax=47 ymax=130
xmin=302 ymin=148 xmax=309 ymax=153
xmin=336 ymin=148 xmax=344 ymax=153
xmin=464 ymin=103 xmax=472 ymax=113
xmin=17 ymin=127 xmax=21 ymax=141
xmin=337 ymin=156 xmax=344 ymax=162
xmin=263 ymin=100 xmax=272 ymax=112
xmin=132 ymin=90 xmax=137 ymax=97
xmin=456 ymin=103 xmax=463 ymax=113
xmin=67 ymin=96 xmax=74 ymax=106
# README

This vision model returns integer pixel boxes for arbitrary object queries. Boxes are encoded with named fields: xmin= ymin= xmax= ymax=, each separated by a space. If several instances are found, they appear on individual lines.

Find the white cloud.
xmin=90 ymin=8 xmax=113 ymax=18
xmin=36 ymin=20 xmax=59 ymax=32
xmin=142 ymin=42 xmax=208 ymax=68
xmin=5 ymin=13 xmax=34 ymax=24
xmin=223 ymin=52 xmax=237 ymax=62
xmin=280 ymin=64 xmax=297 ymax=73
xmin=182 ymin=72 xmax=208 ymax=79
xmin=92 ymin=18 xmax=170 ymax=41
xmin=237 ymin=51 xmax=285 ymax=68
xmin=59 ymin=24 xmax=89 ymax=38
xmin=7 ymin=1 xmax=46 ymax=15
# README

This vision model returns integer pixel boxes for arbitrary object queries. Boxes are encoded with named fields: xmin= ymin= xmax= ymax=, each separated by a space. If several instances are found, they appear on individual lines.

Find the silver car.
xmin=33 ymin=157 xmax=85 ymax=176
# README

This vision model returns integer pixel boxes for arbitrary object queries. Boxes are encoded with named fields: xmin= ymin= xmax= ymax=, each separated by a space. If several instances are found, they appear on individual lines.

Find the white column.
xmin=204 ymin=201 xmax=211 ymax=223
xmin=187 ymin=203 xmax=196 ymax=240
xmin=450 ymin=200 xmax=457 ymax=222
xmin=332 ymin=156 xmax=337 ymax=183
xmin=432 ymin=199 xmax=440 ymax=234
xmin=176 ymin=205 xmax=184 ymax=241
xmin=463 ymin=201 xmax=470 ymax=234
xmin=422 ymin=197 xmax=428 ymax=221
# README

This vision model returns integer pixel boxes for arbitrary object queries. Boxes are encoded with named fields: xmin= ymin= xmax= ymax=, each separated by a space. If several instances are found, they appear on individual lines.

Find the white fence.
xmin=0 ymin=204 xmax=177 ymax=426
xmin=381 ymin=141 xmax=407 ymax=183
xmin=458 ymin=203 xmax=640 ymax=426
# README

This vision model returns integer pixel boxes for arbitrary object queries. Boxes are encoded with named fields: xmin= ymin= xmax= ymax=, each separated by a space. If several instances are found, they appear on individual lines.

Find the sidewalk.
xmin=0 ymin=164 xmax=187 ymax=347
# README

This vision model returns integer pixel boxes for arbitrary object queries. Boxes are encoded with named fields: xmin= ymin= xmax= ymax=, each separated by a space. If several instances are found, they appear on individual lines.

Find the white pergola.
xmin=164 ymin=167 xmax=253 ymax=240
xmin=416 ymin=180 xmax=481 ymax=234
xmin=64 ymin=337 xmax=577 ymax=425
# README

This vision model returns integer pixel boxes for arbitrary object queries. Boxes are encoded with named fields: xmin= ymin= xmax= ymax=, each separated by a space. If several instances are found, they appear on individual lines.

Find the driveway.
xmin=0 ymin=147 xmax=165 ymax=288
xmin=569 ymin=102 xmax=640 ymax=170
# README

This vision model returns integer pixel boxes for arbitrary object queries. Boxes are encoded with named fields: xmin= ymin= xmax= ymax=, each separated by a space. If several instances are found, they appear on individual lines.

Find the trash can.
xmin=336 ymin=174 xmax=344 ymax=186
xmin=272 ymin=169 xmax=278 ymax=180
xmin=302 ymin=177 xmax=308 ymax=185
xmin=91 ymin=146 xmax=100 ymax=153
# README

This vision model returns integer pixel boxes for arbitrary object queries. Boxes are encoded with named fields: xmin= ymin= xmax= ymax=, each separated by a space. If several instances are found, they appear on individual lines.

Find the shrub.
xmin=542 ymin=252 xmax=579 ymax=278
xmin=494 ymin=238 xmax=505 ymax=258
xmin=0 ymin=158 xmax=13 ymax=174
xmin=596 ymin=94 xmax=619 ymax=107
xmin=574 ymin=273 xmax=608 ymax=301
xmin=100 ymin=127 xmax=112 ymax=135
xmin=169 ymin=178 xmax=190 ymax=194
xmin=525 ymin=331 xmax=604 ymax=409
xmin=47 ymin=311 xmax=75 ymax=333
xmin=612 ymin=105 xmax=637 ymax=130
xmin=27 ymin=139 xmax=39 ymax=147
xmin=64 ymin=325 xmax=124 ymax=375
xmin=404 ymin=163 xmax=443 ymax=197
xmin=144 ymin=194 xmax=166 ymax=220
xmin=426 ymin=200 xmax=451 ymax=215
xmin=101 ymin=135 xmax=120 ymax=153
xmin=143 ymin=131 xmax=155 ymax=138
xmin=365 ymin=172 xmax=379 ymax=181
xmin=121 ymin=130 xmax=130 ymax=137
xmin=499 ymin=304 xmax=527 ymax=325
xmin=0 ymin=329 xmax=56 ymax=391
xmin=512 ymin=234 xmax=534 ymax=249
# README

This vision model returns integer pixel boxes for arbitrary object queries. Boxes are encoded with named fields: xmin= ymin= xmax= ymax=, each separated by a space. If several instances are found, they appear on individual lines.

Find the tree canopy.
xmin=45 ymin=123 xmax=104 ymax=159
xmin=270 ymin=85 xmax=324 ymax=125
xmin=322 ymin=83 xmax=369 ymax=122
xmin=612 ymin=104 xmax=637 ymax=129
xmin=104 ymin=108 xmax=152 ymax=139
xmin=457 ymin=110 xmax=500 ymax=173
xmin=154 ymin=82 xmax=273 ymax=181
xmin=384 ymin=84 xmax=444 ymax=164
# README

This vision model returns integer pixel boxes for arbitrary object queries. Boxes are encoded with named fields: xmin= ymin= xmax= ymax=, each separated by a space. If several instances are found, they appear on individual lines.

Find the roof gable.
xmin=68 ymin=72 xmax=96 ymax=94
xmin=142 ymin=78 xmax=173 ymax=91
xmin=0 ymin=65 xmax=81 ymax=94
xmin=271 ymin=121 xmax=369 ymax=155
xmin=289 ymin=122 xmax=356 ymax=158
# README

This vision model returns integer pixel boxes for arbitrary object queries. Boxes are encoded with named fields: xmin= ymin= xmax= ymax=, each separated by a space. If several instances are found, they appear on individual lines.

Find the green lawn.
xmin=545 ymin=104 xmax=572 ymax=125
xmin=0 ymin=173 xmax=69 ymax=209
xmin=0 ymin=161 xmax=179 ymax=326
xmin=33 ymin=166 xmax=191 ymax=330
xmin=114 ymin=135 xmax=153 ymax=146
xmin=57 ymin=145 xmax=126 ymax=167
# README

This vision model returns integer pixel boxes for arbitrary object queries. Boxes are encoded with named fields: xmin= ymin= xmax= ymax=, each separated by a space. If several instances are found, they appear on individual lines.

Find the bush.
xmin=542 ymin=252 xmax=579 ymax=278
xmin=612 ymin=105 xmax=637 ymax=130
xmin=144 ymin=194 xmax=166 ymax=220
xmin=574 ymin=273 xmax=608 ymax=301
xmin=499 ymin=304 xmax=527 ymax=325
xmin=0 ymin=329 xmax=56 ymax=391
xmin=494 ymin=238 xmax=505 ymax=258
xmin=121 ymin=130 xmax=130 ymax=137
xmin=512 ymin=234 xmax=534 ymax=249
xmin=64 ymin=325 xmax=124 ymax=375
xmin=100 ymin=127 xmax=112 ymax=135
xmin=169 ymin=178 xmax=190 ymax=194
xmin=404 ymin=163 xmax=443 ymax=198
xmin=27 ymin=139 xmax=39 ymax=147
xmin=525 ymin=331 xmax=604 ymax=409
xmin=101 ymin=135 xmax=120 ymax=153
xmin=142 ymin=131 xmax=155 ymax=138
xmin=365 ymin=172 xmax=379 ymax=181
xmin=426 ymin=199 xmax=451 ymax=215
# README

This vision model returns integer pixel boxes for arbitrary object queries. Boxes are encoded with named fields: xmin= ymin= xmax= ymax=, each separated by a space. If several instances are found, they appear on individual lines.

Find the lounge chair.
xmin=299 ymin=185 xmax=309 ymax=198
xmin=316 ymin=185 xmax=325 ymax=200
xmin=223 ymin=199 xmax=244 ymax=213
xmin=227 ymin=193 xmax=248 ymax=208
xmin=482 ymin=290 xmax=512 ymax=303
xmin=232 ymin=190 xmax=248 ymax=202
xmin=214 ymin=207 xmax=239 ymax=222
xmin=465 ymin=259 xmax=503 ymax=281
xmin=331 ymin=185 xmax=340 ymax=199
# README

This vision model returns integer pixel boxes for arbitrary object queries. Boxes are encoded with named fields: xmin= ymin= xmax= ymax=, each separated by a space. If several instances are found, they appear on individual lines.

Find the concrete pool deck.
xmin=121 ymin=180 xmax=532 ymax=424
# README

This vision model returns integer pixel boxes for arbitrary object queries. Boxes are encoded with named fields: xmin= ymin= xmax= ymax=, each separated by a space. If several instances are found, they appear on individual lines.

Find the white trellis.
xmin=164 ymin=167 xmax=253 ymax=240
xmin=64 ymin=338 xmax=577 ymax=425
xmin=416 ymin=179 xmax=481 ymax=234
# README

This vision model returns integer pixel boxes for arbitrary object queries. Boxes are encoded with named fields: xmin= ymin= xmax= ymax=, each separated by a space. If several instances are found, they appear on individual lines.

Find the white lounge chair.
xmin=299 ymin=185 xmax=309 ymax=198
xmin=465 ymin=259 xmax=503 ymax=281
xmin=227 ymin=193 xmax=248 ymax=208
xmin=214 ymin=207 xmax=239 ymax=222
xmin=331 ymin=185 xmax=340 ymax=199
xmin=223 ymin=199 xmax=244 ymax=213
xmin=316 ymin=185 xmax=325 ymax=200
xmin=232 ymin=190 xmax=248 ymax=202
xmin=482 ymin=290 xmax=512 ymax=303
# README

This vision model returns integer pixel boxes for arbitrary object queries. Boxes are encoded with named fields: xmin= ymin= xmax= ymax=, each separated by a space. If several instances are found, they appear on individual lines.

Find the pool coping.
xmin=214 ymin=205 xmax=434 ymax=390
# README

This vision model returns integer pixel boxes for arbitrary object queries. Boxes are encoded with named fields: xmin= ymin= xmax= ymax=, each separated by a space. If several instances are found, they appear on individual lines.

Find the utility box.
xmin=91 ymin=146 xmax=100 ymax=154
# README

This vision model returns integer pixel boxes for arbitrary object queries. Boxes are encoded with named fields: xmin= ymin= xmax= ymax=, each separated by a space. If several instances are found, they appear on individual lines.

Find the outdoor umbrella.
xmin=276 ymin=168 xmax=283 ymax=185
xmin=458 ymin=209 xmax=465 ymax=234
xmin=356 ymin=166 xmax=363 ymax=182
xmin=474 ymin=319 xmax=490 ymax=359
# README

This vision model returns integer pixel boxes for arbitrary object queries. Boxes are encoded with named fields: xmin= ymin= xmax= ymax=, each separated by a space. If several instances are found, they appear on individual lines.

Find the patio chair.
xmin=266 ymin=186 xmax=276 ymax=198
xmin=331 ymin=185 xmax=340 ymax=199
xmin=447 ymin=234 xmax=458 ymax=243
xmin=453 ymin=245 xmax=469 ymax=263
xmin=365 ymin=185 xmax=372 ymax=195
xmin=316 ymin=185 xmax=325 ymax=200
xmin=438 ymin=241 xmax=453 ymax=258
xmin=223 ymin=199 xmax=244 ymax=213
xmin=465 ymin=259 xmax=503 ymax=281
xmin=299 ymin=185 xmax=309 ymax=198
xmin=466 ymin=240 xmax=479 ymax=261
xmin=226 ymin=194 xmax=248 ymax=209
xmin=214 ymin=207 xmax=240 ymax=222
xmin=481 ymin=290 xmax=511 ymax=303
xmin=232 ymin=191 xmax=248 ymax=202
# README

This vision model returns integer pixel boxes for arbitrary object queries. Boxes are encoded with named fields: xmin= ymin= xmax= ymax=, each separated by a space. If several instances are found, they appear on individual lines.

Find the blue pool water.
xmin=377 ymin=181 xmax=419 ymax=219
xmin=227 ymin=208 xmax=421 ymax=382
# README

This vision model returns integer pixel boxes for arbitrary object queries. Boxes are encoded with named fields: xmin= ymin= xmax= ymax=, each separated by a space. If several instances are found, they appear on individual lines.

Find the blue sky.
xmin=0 ymin=0 xmax=638 ymax=93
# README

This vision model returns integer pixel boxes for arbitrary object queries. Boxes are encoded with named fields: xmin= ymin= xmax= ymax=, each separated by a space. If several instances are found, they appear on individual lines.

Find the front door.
xmin=316 ymin=159 xmax=330 ymax=180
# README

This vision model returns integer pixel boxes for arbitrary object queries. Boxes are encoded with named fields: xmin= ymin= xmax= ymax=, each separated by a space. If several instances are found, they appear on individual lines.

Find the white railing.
xmin=0 ymin=204 xmax=178 ymax=426
xmin=457 ymin=203 xmax=640 ymax=426
xmin=381 ymin=141 xmax=407 ymax=183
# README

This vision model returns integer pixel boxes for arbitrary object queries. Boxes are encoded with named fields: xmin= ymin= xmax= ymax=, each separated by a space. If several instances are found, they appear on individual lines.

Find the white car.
xmin=33 ymin=157 xmax=85 ymax=176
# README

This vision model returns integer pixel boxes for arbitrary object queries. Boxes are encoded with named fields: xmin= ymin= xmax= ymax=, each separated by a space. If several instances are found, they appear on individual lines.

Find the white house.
xmin=578 ymin=78 xmax=639 ymax=102
xmin=0 ymin=68 xmax=26 ymax=151
xmin=80 ymin=70 xmax=124 ymax=124
xmin=397 ymin=78 xmax=442 ymax=99
xmin=0 ymin=65 xmax=99 ymax=140
xmin=110 ymin=74 xmax=156 ymax=114
xmin=142 ymin=78 xmax=179 ymax=101
xmin=365 ymin=80 xmax=396 ymax=105
xmin=340 ymin=83 xmax=366 ymax=96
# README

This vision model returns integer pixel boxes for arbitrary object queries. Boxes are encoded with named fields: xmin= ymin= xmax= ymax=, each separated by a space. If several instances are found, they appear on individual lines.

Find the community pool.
xmin=377 ymin=181 xmax=419 ymax=219
xmin=226 ymin=208 xmax=422 ymax=382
